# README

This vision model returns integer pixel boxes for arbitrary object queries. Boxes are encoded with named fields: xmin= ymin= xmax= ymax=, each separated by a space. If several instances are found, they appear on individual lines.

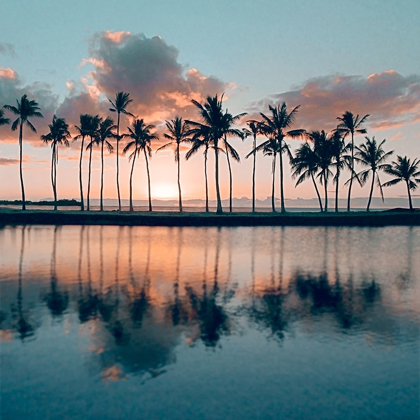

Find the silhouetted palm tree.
xmin=109 ymin=92 xmax=134 ymax=211
xmin=244 ymin=121 xmax=260 ymax=212
xmin=336 ymin=111 xmax=369 ymax=211
xmin=0 ymin=108 xmax=10 ymax=128
xmin=41 ymin=116 xmax=71 ymax=210
xmin=157 ymin=117 xmax=191 ymax=212
xmin=123 ymin=119 xmax=159 ymax=211
xmin=186 ymin=128 xmax=212 ymax=212
xmin=97 ymin=117 xmax=116 ymax=211
xmin=74 ymin=114 xmax=94 ymax=211
xmin=353 ymin=137 xmax=393 ymax=211
xmin=187 ymin=94 xmax=245 ymax=213
xmin=330 ymin=131 xmax=351 ymax=212
xmin=258 ymin=103 xmax=305 ymax=213
xmin=4 ymin=95 xmax=43 ymax=210
xmin=292 ymin=142 xmax=324 ymax=211
xmin=85 ymin=115 xmax=101 ymax=211
xmin=383 ymin=156 xmax=420 ymax=210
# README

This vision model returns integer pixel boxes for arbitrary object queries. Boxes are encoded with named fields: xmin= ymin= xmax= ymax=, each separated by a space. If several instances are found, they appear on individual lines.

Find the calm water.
xmin=0 ymin=225 xmax=419 ymax=419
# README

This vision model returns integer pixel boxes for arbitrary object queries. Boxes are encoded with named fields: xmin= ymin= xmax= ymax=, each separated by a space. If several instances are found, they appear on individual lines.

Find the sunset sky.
xmin=1 ymin=0 xmax=419 ymax=203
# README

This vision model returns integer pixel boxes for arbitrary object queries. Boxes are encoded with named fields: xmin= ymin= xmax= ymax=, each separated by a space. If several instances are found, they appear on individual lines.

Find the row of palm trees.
xmin=1 ymin=93 xmax=419 ymax=212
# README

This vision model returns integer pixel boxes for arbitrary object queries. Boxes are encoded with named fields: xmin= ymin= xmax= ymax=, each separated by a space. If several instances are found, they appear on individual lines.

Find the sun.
xmin=153 ymin=183 xmax=178 ymax=200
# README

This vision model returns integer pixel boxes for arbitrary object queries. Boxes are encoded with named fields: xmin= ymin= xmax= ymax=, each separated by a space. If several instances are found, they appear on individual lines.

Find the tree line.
xmin=1 ymin=92 xmax=419 ymax=212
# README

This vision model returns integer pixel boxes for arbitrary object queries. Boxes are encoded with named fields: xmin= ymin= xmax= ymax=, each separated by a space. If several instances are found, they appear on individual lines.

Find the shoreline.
xmin=0 ymin=208 xmax=419 ymax=227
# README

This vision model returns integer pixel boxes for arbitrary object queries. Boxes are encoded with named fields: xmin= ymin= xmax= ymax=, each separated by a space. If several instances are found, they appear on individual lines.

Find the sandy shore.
xmin=0 ymin=208 xmax=419 ymax=227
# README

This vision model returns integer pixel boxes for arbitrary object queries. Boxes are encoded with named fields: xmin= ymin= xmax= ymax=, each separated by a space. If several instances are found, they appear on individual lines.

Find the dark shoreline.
xmin=0 ymin=208 xmax=419 ymax=227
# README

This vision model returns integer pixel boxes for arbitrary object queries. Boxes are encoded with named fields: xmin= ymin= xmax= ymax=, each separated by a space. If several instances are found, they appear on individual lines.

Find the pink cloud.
xmin=0 ymin=67 xmax=17 ymax=80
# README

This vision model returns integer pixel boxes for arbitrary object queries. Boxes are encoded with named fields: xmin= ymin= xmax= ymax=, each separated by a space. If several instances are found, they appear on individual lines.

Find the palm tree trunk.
xmin=279 ymin=145 xmax=285 ymax=213
xmin=347 ymin=132 xmax=354 ymax=211
xmin=144 ymin=149 xmax=152 ymax=211
xmin=129 ymin=152 xmax=137 ymax=212
xmin=19 ymin=122 xmax=26 ymax=210
xmin=116 ymin=112 xmax=121 ymax=211
xmin=79 ymin=137 xmax=85 ymax=211
xmin=335 ymin=167 xmax=340 ymax=212
xmin=367 ymin=171 xmax=375 ymax=211
xmin=100 ymin=141 xmax=104 ymax=211
xmin=214 ymin=138 xmax=223 ymax=214
xmin=225 ymin=143 xmax=233 ymax=213
xmin=204 ymin=146 xmax=209 ymax=212
xmin=177 ymin=143 xmax=182 ymax=212
xmin=87 ymin=144 xmax=92 ymax=211
xmin=311 ymin=173 xmax=323 ymax=212
xmin=252 ymin=134 xmax=256 ymax=213
xmin=272 ymin=154 xmax=276 ymax=212
xmin=407 ymin=180 xmax=413 ymax=210
xmin=324 ymin=172 xmax=328 ymax=212
xmin=50 ymin=146 xmax=55 ymax=209
xmin=53 ymin=145 xmax=58 ymax=211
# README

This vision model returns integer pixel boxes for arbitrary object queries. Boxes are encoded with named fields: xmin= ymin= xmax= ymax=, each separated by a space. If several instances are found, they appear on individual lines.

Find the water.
xmin=0 ymin=225 xmax=419 ymax=419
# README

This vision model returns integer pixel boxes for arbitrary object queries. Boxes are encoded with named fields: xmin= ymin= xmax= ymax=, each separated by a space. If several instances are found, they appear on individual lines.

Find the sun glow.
xmin=153 ymin=183 xmax=179 ymax=200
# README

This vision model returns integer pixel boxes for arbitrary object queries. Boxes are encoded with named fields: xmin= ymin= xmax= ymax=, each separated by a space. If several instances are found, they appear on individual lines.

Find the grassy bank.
xmin=0 ymin=208 xmax=419 ymax=227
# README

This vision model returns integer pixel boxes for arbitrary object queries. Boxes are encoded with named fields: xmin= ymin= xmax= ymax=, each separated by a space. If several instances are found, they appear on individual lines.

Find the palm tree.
xmin=85 ymin=115 xmax=101 ymax=211
xmin=187 ymin=94 xmax=244 ymax=214
xmin=336 ymin=111 xmax=369 ymax=211
xmin=258 ymin=103 xmax=305 ymax=213
xmin=4 ymin=95 xmax=43 ymax=210
xmin=353 ymin=137 xmax=393 ymax=211
xmin=156 ymin=117 xmax=191 ymax=212
xmin=244 ymin=121 xmax=260 ymax=212
xmin=97 ymin=117 xmax=116 ymax=211
xmin=383 ymin=156 xmax=420 ymax=211
xmin=74 ymin=114 xmax=93 ymax=211
xmin=0 ymin=108 xmax=10 ymax=128
xmin=109 ymin=92 xmax=134 ymax=211
xmin=41 ymin=116 xmax=71 ymax=210
xmin=330 ymin=131 xmax=351 ymax=212
xmin=292 ymin=142 xmax=324 ymax=212
xmin=186 ymin=128 xmax=212 ymax=212
xmin=123 ymin=119 xmax=159 ymax=212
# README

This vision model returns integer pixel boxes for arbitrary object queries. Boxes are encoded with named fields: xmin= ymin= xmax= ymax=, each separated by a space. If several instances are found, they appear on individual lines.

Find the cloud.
xmin=0 ymin=43 xmax=16 ymax=57
xmin=247 ymin=70 xmax=420 ymax=131
xmin=0 ymin=67 xmax=17 ymax=80
xmin=0 ymin=157 xmax=19 ymax=165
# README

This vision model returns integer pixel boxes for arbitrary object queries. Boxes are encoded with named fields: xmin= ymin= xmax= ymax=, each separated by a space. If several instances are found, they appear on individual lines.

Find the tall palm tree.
xmin=41 ymin=116 xmax=71 ymax=210
xmin=330 ymin=131 xmax=351 ymax=212
xmin=244 ymin=121 xmax=260 ymax=212
xmin=123 ymin=119 xmax=159 ymax=212
xmin=74 ymin=114 xmax=93 ymax=211
xmin=336 ymin=111 xmax=369 ymax=211
xmin=186 ymin=128 xmax=212 ymax=212
xmin=85 ymin=115 xmax=101 ymax=211
xmin=97 ymin=117 xmax=116 ymax=211
xmin=292 ymin=142 xmax=324 ymax=212
xmin=4 ymin=95 xmax=43 ymax=210
xmin=109 ymin=92 xmax=134 ymax=211
xmin=353 ymin=137 xmax=393 ymax=211
xmin=187 ymin=94 xmax=244 ymax=214
xmin=258 ymin=103 xmax=305 ymax=213
xmin=156 ymin=117 xmax=191 ymax=212
xmin=383 ymin=156 xmax=420 ymax=211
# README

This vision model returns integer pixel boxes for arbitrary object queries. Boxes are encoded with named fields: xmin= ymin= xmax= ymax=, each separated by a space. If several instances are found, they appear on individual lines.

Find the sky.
xmin=1 ymin=0 xmax=419 ymax=203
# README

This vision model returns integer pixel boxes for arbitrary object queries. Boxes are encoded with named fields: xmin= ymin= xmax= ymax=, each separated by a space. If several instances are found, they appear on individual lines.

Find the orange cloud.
xmin=0 ymin=67 xmax=17 ymax=80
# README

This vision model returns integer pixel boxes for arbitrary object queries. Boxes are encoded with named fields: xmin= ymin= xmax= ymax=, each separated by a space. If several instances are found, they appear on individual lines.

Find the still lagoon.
xmin=0 ymin=225 xmax=419 ymax=419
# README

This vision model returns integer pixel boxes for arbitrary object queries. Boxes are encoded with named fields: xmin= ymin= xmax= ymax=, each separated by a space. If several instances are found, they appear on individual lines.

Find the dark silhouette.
xmin=157 ymin=117 xmax=192 ymax=212
xmin=4 ymin=95 xmax=43 ymax=210
xmin=383 ymin=156 xmax=420 ymax=210
xmin=86 ymin=115 xmax=101 ymax=211
xmin=41 ymin=116 xmax=71 ymax=210
xmin=244 ymin=121 xmax=260 ymax=212
xmin=123 ymin=119 xmax=159 ymax=212
xmin=336 ymin=111 xmax=369 ymax=211
xmin=0 ymin=107 xmax=10 ymax=129
xmin=109 ymin=92 xmax=134 ymax=211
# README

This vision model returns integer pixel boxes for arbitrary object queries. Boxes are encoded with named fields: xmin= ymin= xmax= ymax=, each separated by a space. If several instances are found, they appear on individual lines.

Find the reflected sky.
xmin=1 ymin=225 xmax=419 ymax=419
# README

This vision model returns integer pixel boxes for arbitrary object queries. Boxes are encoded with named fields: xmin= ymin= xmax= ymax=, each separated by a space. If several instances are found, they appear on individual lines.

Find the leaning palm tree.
xmin=41 ymin=116 xmax=71 ymax=210
xmin=336 ymin=111 xmax=369 ymax=211
xmin=383 ymin=156 xmax=420 ymax=211
xmin=156 ymin=117 xmax=191 ymax=212
xmin=123 ymin=119 xmax=159 ymax=212
xmin=187 ymin=94 xmax=244 ymax=214
xmin=244 ymin=121 xmax=260 ymax=212
xmin=85 ymin=115 xmax=101 ymax=211
xmin=97 ymin=117 xmax=116 ymax=211
xmin=4 ymin=95 xmax=43 ymax=210
xmin=258 ymin=103 xmax=305 ymax=213
xmin=353 ymin=137 xmax=393 ymax=211
xmin=109 ymin=92 xmax=134 ymax=211
xmin=292 ymin=142 xmax=324 ymax=212
xmin=74 ymin=114 xmax=94 ymax=211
